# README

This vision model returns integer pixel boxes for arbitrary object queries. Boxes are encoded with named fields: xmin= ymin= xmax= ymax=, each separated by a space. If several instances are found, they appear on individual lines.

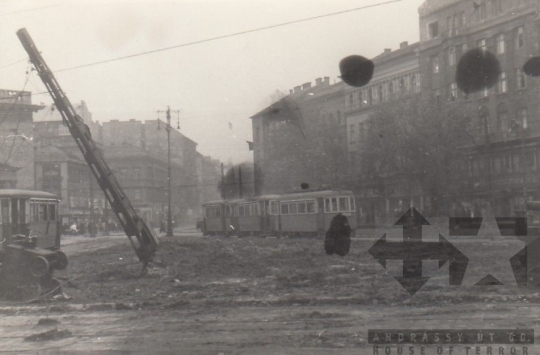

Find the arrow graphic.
xmin=369 ymin=208 xmax=469 ymax=295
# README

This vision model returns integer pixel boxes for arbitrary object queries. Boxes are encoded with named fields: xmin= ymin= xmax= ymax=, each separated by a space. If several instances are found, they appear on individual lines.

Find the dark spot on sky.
xmin=339 ymin=55 xmax=374 ymax=87
xmin=455 ymin=48 xmax=501 ymax=94
xmin=379 ymin=134 xmax=383 ymax=139
xmin=300 ymin=183 xmax=309 ymax=190
xmin=523 ymin=56 xmax=540 ymax=77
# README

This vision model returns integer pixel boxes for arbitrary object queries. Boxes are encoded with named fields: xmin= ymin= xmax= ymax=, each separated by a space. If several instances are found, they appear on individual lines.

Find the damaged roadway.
xmin=0 ymin=229 xmax=539 ymax=354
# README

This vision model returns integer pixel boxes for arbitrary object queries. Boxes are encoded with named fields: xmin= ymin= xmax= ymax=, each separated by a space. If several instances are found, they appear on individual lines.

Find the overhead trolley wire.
xmin=56 ymin=0 xmax=402 ymax=73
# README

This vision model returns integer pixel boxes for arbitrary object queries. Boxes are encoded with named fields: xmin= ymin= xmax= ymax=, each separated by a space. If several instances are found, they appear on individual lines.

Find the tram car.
xmin=0 ymin=189 xmax=67 ymax=300
xmin=202 ymin=189 xmax=356 ymax=237
xmin=234 ymin=195 xmax=281 ymax=236
xmin=202 ymin=200 xmax=235 ymax=236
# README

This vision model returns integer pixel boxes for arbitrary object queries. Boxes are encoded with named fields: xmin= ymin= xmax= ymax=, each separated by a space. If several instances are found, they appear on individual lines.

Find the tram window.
xmin=307 ymin=201 xmax=315 ymax=213
xmin=238 ymin=205 xmax=244 ymax=217
xmin=324 ymin=198 xmax=330 ymax=212
xmin=19 ymin=200 xmax=27 ymax=224
xmin=1 ymin=199 xmax=8 ymax=224
xmin=252 ymin=203 xmax=259 ymax=216
xmin=39 ymin=204 xmax=47 ymax=221
xmin=31 ymin=203 xmax=38 ymax=222
xmin=289 ymin=202 xmax=297 ymax=214
xmin=270 ymin=201 xmax=278 ymax=215
xmin=281 ymin=203 xmax=289 ymax=215
xmin=350 ymin=197 xmax=356 ymax=211
xmin=298 ymin=201 xmax=306 ymax=214
xmin=331 ymin=198 xmax=338 ymax=212
xmin=339 ymin=197 xmax=350 ymax=211
xmin=48 ymin=204 xmax=56 ymax=221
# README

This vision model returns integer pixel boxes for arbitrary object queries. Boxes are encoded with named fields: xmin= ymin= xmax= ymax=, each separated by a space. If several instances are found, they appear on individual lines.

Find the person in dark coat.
xmin=324 ymin=213 xmax=352 ymax=256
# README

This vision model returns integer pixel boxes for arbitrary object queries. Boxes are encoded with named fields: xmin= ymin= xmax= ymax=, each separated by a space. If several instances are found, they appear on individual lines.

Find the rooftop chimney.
xmin=323 ymin=77 xmax=330 ymax=85
xmin=399 ymin=41 xmax=408 ymax=49
xmin=294 ymin=86 xmax=302 ymax=93
xmin=315 ymin=77 xmax=322 ymax=85
xmin=302 ymin=82 xmax=312 ymax=90
xmin=384 ymin=48 xmax=392 ymax=54
xmin=289 ymin=89 xmax=293 ymax=94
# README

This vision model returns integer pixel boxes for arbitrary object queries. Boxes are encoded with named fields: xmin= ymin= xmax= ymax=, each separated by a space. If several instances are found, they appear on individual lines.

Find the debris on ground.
xmin=37 ymin=318 xmax=60 ymax=326
xmin=24 ymin=329 xmax=72 ymax=342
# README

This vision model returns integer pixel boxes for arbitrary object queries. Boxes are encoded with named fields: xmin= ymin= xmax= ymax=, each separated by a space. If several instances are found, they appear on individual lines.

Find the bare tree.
xmin=359 ymin=97 xmax=473 ymax=215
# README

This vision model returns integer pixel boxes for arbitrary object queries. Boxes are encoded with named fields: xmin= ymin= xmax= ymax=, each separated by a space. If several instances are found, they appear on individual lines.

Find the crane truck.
xmin=0 ymin=28 xmax=161 ymax=300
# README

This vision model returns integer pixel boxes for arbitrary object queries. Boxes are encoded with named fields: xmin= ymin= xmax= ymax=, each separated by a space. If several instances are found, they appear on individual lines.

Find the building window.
xmin=459 ymin=11 xmax=466 ymax=27
xmin=517 ymin=108 xmax=528 ymax=129
xmin=448 ymin=46 xmax=456 ymax=66
xmin=428 ymin=22 xmax=439 ymax=38
xmin=479 ymin=107 xmax=490 ymax=136
xmin=497 ymin=103 xmax=508 ymax=132
xmin=358 ymin=123 xmax=365 ymax=142
xmin=378 ymin=85 xmax=383 ymax=102
xmin=134 ymin=189 xmax=141 ymax=200
xmin=477 ymin=38 xmax=487 ymax=51
xmin=349 ymin=124 xmax=355 ymax=144
xmin=516 ymin=67 xmax=526 ymax=89
xmin=255 ymin=126 xmax=260 ymax=142
xmin=497 ymin=72 xmax=507 ymax=93
xmin=358 ymin=90 xmax=363 ymax=105
xmin=479 ymin=2 xmax=487 ymax=19
xmin=481 ymin=86 xmax=489 ymax=97
xmin=449 ymin=82 xmax=458 ymax=101
xmin=490 ymin=0 xmax=498 ymax=16
xmin=434 ymin=88 xmax=441 ymax=104
xmin=432 ymin=55 xmax=440 ymax=73
xmin=388 ymin=81 xmax=393 ymax=96
xmin=412 ymin=74 xmax=419 ymax=93
xmin=368 ymin=88 xmax=373 ymax=105
xmin=516 ymin=27 xmax=524 ymax=49
xmin=447 ymin=15 xmax=454 ymax=35
xmin=461 ymin=43 xmax=468 ymax=56
xmin=496 ymin=34 xmax=505 ymax=54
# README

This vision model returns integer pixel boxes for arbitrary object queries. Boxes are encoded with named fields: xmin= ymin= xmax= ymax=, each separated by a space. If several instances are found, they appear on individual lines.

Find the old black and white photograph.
xmin=0 ymin=0 xmax=539 ymax=354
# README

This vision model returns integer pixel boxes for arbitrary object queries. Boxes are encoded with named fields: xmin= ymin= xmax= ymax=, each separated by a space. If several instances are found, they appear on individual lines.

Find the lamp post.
xmin=157 ymin=106 xmax=180 ymax=237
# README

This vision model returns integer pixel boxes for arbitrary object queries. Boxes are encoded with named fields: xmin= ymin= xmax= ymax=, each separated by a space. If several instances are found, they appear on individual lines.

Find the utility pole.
xmin=157 ymin=106 xmax=180 ymax=237
xmin=238 ymin=164 xmax=243 ymax=199
xmin=221 ymin=163 xmax=226 ymax=200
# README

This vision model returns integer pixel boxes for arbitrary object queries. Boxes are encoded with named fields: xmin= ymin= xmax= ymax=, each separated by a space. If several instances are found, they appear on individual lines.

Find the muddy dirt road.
xmin=1 ymin=232 xmax=539 ymax=354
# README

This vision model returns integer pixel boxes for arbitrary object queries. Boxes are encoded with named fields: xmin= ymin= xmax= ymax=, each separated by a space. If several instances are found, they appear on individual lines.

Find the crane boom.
xmin=17 ymin=28 xmax=159 ymax=267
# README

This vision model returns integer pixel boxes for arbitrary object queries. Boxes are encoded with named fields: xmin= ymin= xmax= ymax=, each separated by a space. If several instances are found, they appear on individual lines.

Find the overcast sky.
xmin=0 ymin=0 xmax=425 ymax=163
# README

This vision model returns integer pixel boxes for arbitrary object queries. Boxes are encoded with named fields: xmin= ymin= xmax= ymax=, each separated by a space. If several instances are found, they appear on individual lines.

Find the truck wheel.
xmin=29 ymin=256 xmax=50 ymax=278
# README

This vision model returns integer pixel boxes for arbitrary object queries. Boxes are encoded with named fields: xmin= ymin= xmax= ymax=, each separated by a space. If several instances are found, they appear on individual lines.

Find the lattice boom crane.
xmin=17 ymin=28 xmax=159 ymax=269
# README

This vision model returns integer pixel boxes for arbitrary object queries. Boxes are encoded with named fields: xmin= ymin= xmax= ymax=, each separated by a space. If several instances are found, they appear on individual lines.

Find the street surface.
xmin=0 ymin=229 xmax=538 ymax=354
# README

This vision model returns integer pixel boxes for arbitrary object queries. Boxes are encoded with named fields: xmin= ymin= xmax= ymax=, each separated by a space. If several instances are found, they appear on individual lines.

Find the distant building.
xmin=0 ymin=89 xmax=44 ymax=189
xmin=418 ymin=0 xmax=540 ymax=216
xmin=101 ymin=118 xmax=200 ymax=225
xmin=343 ymin=41 xmax=421 ymax=225
xmin=33 ymin=101 xmax=106 ymax=226
xmin=251 ymin=77 xmax=348 ymax=194
xmin=251 ymin=43 xmax=421 ymax=225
